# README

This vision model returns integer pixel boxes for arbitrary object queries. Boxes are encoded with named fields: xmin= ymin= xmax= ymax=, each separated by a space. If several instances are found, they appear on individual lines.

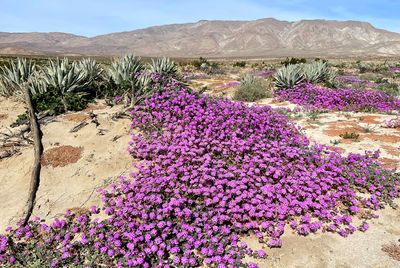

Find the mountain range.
xmin=1 ymin=18 xmax=400 ymax=58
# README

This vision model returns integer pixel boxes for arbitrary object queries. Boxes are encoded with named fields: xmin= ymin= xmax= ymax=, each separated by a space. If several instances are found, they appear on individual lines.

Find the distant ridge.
xmin=1 ymin=18 xmax=400 ymax=58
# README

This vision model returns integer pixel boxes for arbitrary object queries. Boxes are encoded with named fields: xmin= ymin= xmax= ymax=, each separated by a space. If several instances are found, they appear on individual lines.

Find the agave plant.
xmin=302 ymin=61 xmax=335 ymax=84
xmin=274 ymin=64 xmax=304 ymax=89
xmin=27 ymin=71 xmax=47 ymax=96
xmin=149 ymin=57 xmax=178 ymax=78
xmin=108 ymin=54 xmax=144 ymax=86
xmin=130 ymin=72 xmax=155 ymax=105
xmin=0 ymin=57 xmax=36 ymax=97
xmin=76 ymin=58 xmax=103 ymax=84
xmin=41 ymin=58 xmax=88 ymax=111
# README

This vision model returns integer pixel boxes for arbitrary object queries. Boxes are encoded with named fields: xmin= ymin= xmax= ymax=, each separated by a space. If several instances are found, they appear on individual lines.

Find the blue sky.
xmin=1 ymin=0 xmax=399 ymax=36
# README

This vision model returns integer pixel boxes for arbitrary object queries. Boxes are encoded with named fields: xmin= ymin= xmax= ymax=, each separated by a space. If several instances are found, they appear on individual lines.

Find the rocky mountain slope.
xmin=1 ymin=18 xmax=400 ymax=57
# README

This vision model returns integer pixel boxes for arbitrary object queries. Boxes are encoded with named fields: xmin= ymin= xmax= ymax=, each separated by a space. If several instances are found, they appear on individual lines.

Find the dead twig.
xmin=22 ymin=84 xmax=44 ymax=226
xmin=69 ymin=121 xmax=89 ymax=133
xmin=89 ymin=112 xmax=100 ymax=127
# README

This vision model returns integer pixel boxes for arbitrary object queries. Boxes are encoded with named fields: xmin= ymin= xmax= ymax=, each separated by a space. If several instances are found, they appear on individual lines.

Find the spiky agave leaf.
xmin=149 ymin=57 xmax=178 ymax=78
xmin=302 ymin=61 xmax=335 ymax=84
xmin=0 ymin=78 xmax=12 ymax=97
xmin=274 ymin=64 xmax=304 ymax=89
xmin=41 ymin=58 xmax=89 ymax=110
xmin=42 ymin=58 xmax=87 ymax=95
xmin=76 ymin=58 xmax=103 ymax=83
xmin=108 ymin=54 xmax=144 ymax=85
xmin=131 ymin=72 xmax=155 ymax=105
xmin=0 ymin=57 xmax=36 ymax=97
xmin=28 ymin=71 xmax=47 ymax=96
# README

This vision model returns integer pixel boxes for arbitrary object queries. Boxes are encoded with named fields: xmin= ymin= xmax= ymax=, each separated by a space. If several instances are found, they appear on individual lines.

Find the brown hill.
xmin=1 ymin=18 xmax=400 ymax=57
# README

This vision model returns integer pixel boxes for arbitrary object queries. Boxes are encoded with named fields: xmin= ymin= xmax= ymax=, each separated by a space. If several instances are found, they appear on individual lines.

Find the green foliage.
xmin=192 ymin=57 xmax=209 ymax=69
xmin=377 ymin=82 xmax=399 ymax=96
xmin=314 ymin=58 xmax=327 ymax=63
xmin=330 ymin=139 xmax=341 ymax=145
xmin=76 ymin=58 xmax=103 ymax=84
xmin=306 ymin=110 xmax=323 ymax=121
xmin=275 ymin=61 xmax=335 ymax=89
xmin=41 ymin=58 xmax=89 ymax=111
xmin=336 ymin=69 xmax=345 ymax=75
xmin=233 ymin=61 xmax=246 ymax=68
xmin=274 ymin=64 xmax=304 ymax=89
xmin=281 ymin=57 xmax=306 ymax=66
xmin=149 ymin=57 xmax=178 ymax=78
xmin=357 ymin=61 xmax=389 ymax=73
xmin=10 ymin=112 xmax=28 ymax=127
xmin=302 ymin=61 xmax=335 ymax=84
xmin=359 ymin=73 xmax=384 ymax=83
xmin=108 ymin=54 xmax=143 ymax=87
xmin=340 ymin=132 xmax=360 ymax=140
xmin=233 ymin=75 xmax=271 ymax=102
xmin=0 ymin=57 xmax=36 ymax=98
xmin=32 ymin=89 xmax=77 ymax=115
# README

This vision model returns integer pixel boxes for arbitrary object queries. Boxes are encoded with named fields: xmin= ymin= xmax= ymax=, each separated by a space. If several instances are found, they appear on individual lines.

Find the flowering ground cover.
xmin=249 ymin=69 xmax=275 ymax=78
xmin=217 ymin=80 xmax=241 ymax=89
xmin=1 ymin=88 xmax=399 ymax=267
xmin=275 ymin=83 xmax=400 ymax=112
xmin=389 ymin=66 xmax=400 ymax=73
xmin=335 ymin=75 xmax=376 ymax=88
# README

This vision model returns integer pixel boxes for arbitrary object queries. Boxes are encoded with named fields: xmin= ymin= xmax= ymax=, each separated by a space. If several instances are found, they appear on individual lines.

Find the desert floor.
xmin=0 ymin=88 xmax=399 ymax=267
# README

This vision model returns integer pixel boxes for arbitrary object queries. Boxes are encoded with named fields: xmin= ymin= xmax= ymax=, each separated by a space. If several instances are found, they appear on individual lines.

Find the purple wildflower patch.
xmin=275 ymin=83 xmax=400 ymax=112
xmin=217 ymin=81 xmax=241 ymax=89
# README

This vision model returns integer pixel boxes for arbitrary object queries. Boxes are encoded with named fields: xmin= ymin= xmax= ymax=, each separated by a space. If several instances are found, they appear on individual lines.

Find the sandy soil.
xmin=0 ymin=100 xmax=133 ymax=229
xmin=0 ymin=91 xmax=399 ymax=267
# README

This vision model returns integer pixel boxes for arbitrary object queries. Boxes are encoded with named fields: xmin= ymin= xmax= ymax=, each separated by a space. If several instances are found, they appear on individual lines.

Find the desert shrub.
xmin=191 ymin=57 xmax=209 ymax=69
xmin=31 ymin=89 xmax=66 ymax=115
xmin=233 ymin=75 xmax=271 ymax=101
xmin=314 ymin=58 xmax=327 ymax=63
xmin=191 ymin=57 xmax=223 ymax=74
xmin=10 ymin=112 xmax=28 ymax=127
xmin=359 ymin=73 xmax=384 ymax=83
xmin=281 ymin=57 xmax=306 ymax=66
xmin=377 ymin=82 xmax=400 ymax=96
xmin=233 ymin=61 xmax=246 ymax=68
xmin=357 ymin=61 xmax=389 ymax=74
xmin=340 ymin=132 xmax=360 ymax=140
